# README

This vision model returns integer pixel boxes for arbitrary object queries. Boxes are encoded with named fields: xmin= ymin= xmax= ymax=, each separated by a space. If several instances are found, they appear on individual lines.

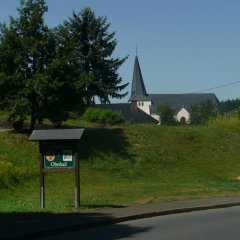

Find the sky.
xmin=1 ymin=0 xmax=240 ymax=102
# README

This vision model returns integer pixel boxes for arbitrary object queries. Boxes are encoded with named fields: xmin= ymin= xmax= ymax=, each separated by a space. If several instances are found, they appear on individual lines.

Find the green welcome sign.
xmin=44 ymin=146 xmax=75 ymax=168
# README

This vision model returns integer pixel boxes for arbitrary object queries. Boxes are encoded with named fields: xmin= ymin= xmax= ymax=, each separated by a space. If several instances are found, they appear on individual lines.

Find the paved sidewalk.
xmin=1 ymin=196 xmax=240 ymax=240
xmin=0 ymin=129 xmax=12 ymax=132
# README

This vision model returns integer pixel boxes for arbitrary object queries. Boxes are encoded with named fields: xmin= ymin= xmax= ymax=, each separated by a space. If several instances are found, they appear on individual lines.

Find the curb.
xmin=1 ymin=201 xmax=240 ymax=240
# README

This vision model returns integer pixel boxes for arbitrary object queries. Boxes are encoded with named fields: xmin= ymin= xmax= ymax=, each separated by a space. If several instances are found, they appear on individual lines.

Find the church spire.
xmin=129 ymin=54 xmax=149 ymax=101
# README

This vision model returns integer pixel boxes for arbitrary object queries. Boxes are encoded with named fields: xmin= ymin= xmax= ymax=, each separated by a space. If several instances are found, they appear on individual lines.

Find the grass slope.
xmin=0 ymin=123 xmax=240 ymax=212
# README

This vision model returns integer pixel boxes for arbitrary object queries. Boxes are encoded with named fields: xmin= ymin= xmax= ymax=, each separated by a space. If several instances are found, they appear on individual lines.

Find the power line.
xmin=191 ymin=80 xmax=240 ymax=94
xmin=150 ymin=80 xmax=240 ymax=102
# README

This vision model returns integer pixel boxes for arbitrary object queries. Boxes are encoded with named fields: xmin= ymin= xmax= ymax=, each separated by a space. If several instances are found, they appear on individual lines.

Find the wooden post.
xmin=39 ymin=143 xmax=45 ymax=208
xmin=75 ymin=142 xmax=80 ymax=208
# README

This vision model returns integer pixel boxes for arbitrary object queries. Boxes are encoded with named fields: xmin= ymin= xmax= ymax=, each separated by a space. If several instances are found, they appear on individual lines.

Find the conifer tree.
xmin=64 ymin=7 xmax=128 ymax=105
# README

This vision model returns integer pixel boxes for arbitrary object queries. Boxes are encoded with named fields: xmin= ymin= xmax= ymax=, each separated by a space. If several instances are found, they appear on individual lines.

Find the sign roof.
xmin=29 ymin=129 xmax=84 ymax=141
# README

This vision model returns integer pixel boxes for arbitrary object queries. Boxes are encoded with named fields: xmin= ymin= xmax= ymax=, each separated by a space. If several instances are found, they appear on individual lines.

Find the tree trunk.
xmin=30 ymin=110 xmax=36 ymax=131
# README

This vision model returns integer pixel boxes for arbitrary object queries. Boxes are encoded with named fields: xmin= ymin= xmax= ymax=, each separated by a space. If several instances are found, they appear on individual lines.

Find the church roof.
xmin=129 ymin=56 xmax=150 ymax=101
xmin=149 ymin=93 xmax=219 ymax=114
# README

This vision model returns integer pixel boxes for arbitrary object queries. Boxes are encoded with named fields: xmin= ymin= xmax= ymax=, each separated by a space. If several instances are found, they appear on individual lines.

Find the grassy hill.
xmin=1 ymin=122 xmax=240 ymax=212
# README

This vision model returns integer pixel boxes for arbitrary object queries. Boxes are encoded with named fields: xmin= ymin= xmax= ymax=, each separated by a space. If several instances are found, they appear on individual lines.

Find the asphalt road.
xmin=38 ymin=206 xmax=240 ymax=240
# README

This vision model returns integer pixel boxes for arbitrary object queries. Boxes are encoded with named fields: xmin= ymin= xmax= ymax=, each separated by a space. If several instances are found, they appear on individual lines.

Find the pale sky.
xmin=1 ymin=0 xmax=240 ymax=102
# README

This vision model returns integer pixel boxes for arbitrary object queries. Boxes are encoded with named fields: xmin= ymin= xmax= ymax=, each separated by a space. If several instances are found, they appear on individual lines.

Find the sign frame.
xmin=29 ymin=129 xmax=84 ymax=209
xmin=39 ymin=140 xmax=80 ymax=208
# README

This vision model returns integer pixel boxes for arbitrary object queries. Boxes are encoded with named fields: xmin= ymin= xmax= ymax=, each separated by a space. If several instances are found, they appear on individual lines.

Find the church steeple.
xmin=129 ymin=55 xmax=149 ymax=101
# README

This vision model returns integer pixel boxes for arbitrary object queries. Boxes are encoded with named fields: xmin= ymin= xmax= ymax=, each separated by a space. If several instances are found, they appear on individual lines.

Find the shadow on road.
xmin=40 ymin=222 xmax=152 ymax=240
xmin=0 ymin=211 xmax=151 ymax=240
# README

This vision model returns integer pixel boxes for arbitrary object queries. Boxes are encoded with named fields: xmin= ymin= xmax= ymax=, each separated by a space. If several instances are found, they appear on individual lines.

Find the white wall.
xmin=135 ymin=101 xmax=190 ymax=124
xmin=176 ymin=107 xmax=190 ymax=123
xmin=151 ymin=113 xmax=160 ymax=121
xmin=137 ymin=101 xmax=151 ymax=115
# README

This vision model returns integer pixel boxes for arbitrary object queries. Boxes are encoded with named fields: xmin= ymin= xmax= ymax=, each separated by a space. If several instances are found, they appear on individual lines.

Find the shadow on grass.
xmin=79 ymin=127 xmax=132 ymax=162
xmin=0 ymin=211 xmax=152 ymax=240
xmin=5 ymin=125 xmax=132 ymax=163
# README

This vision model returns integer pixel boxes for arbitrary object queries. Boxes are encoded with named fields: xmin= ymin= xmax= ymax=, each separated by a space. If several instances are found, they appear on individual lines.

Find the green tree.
xmin=63 ymin=7 xmax=128 ymax=105
xmin=190 ymin=100 xmax=219 ymax=125
xmin=0 ymin=0 xmax=87 ymax=129
xmin=219 ymin=98 xmax=240 ymax=113
xmin=157 ymin=104 xmax=176 ymax=125
xmin=42 ymin=25 xmax=88 ymax=126
xmin=0 ymin=0 xmax=56 ymax=130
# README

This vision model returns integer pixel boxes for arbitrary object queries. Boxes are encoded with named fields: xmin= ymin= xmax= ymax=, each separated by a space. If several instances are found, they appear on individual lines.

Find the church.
xmin=97 ymin=55 xmax=219 ymax=124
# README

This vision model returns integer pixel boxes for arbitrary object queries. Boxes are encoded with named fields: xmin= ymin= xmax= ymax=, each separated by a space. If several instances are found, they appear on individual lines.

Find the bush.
xmin=157 ymin=104 xmax=176 ymax=125
xmin=0 ymin=154 xmax=30 ymax=189
xmin=190 ymin=100 xmax=219 ymax=125
xmin=12 ymin=119 xmax=24 ymax=132
xmin=208 ymin=116 xmax=240 ymax=131
xmin=83 ymin=107 xmax=124 ymax=125
xmin=83 ymin=107 xmax=101 ymax=122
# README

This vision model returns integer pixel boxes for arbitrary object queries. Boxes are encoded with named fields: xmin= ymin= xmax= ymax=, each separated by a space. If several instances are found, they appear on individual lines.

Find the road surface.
xmin=39 ymin=206 xmax=240 ymax=240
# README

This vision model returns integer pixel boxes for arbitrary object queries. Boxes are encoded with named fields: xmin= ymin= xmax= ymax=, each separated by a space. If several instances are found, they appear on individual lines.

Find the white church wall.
xmin=137 ymin=101 xmax=151 ymax=115
xmin=151 ymin=113 xmax=160 ymax=122
xmin=176 ymin=107 xmax=190 ymax=123
xmin=150 ymin=108 xmax=189 ymax=124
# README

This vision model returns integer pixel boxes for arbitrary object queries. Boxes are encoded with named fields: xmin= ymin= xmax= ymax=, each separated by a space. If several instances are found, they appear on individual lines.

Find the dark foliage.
xmin=157 ymin=104 xmax=176 ymax=125
xmin=219 ymin=98 xmax=240 ymax=113
xmin=189 ymin=100 xmax=219 ymax=125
